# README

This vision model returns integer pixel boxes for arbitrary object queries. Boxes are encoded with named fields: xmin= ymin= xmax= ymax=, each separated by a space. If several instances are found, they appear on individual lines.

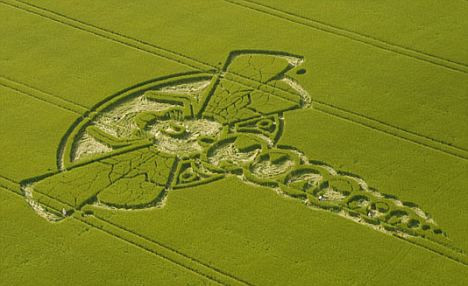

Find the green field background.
xmin=1 ymin=1 xmax=467 ymax=285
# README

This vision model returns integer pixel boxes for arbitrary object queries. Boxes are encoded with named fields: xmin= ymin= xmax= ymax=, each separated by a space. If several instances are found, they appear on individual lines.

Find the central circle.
xmin=162 ymin=122 xmax=187 ymax=138
xmin=148 ymin=119 xmax=222 ymax=155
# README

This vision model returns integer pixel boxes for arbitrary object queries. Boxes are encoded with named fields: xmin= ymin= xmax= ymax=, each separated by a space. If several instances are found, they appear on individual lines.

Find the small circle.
xmin=179 ymin=168 xmax=198 ymax=183
xmin=433 ymin=229 xmax=443 ymax=235
xmin=296 ymin=68 xmax=306 ymax=75
xmin=408 ymin=219 xmax=420 ymax=228
xmin=374 ymin=202 xmax=389 ymax=213
xmin=162 ymin=122 xmax=186 ymax=138
xmin=256 ymin=119 xmax=274 ymax=131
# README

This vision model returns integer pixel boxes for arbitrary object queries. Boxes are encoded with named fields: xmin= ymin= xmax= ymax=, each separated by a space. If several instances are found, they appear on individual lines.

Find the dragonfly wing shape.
xmin=202 ymin=52 xmax=306 ymax=124
xmin=24 ymin=147 xmax=177 ymax=219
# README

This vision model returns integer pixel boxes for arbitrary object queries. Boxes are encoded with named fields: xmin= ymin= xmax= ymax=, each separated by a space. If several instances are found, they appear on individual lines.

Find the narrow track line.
xmin=313 ymin=103 xmax=468 ymax=160
xmin=0 ymin=174 xmax=18 ymax=184
xmin=95 ymin=213 xmax=252 ymax=285
xmin=223 ymin=0 xmax=468 ymax=74
xmin=0 ymin=75 xmax=86 ymax=115
xmin=395 ymin=236 xmax=468 ymax=267
xmin=1 ymin=0 xmax=213 ymax=72
xmin=314 ymin=101 xmax=468 ymax=153
xmin=0 ymin=173 xmax=466 ymax=267
xmin=1 ymin=0 xmax=467 ymax=160
xmin=82 ymin=214 xmax=253 ymax=286
xmin=16 ymin=0 xmax=216 ymax=71
xmin=0 ymin=175 xmax=252 ymax=286
xmin=74 ymin=216 xmax=248 ymax=286
xmin=0 ymin=175 xmax=23 ymax=196
xmin=0 ymin=75 xmax=89 ymax=110
xmin=0 ymin=182 xmax=24 ymax=199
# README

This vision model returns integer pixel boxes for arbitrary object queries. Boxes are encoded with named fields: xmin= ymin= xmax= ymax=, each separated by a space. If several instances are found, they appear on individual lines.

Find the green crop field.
xmin=1 ymin=1 xmax=467 ymax=285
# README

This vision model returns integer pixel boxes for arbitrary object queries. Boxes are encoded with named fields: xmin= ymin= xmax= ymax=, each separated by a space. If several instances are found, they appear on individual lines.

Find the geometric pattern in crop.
xmin=20 ymin=50 xmax=457 ymax=255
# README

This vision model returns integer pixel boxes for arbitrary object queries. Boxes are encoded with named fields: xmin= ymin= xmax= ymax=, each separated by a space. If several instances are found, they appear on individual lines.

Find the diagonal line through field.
xmin=0 ymin=175 xmax=253 ymax=286
xmin=1 ymin=0 xmax=215 ymax=72
xmin=0 ymin=174 xmax=23 ymax=196
xmin=1 ymin=173 xmax=466 ymax=269
xmin=312 ymin=105 xmax=468 ymax=160
xmin=0 ymin=75 xmax=87 ymax=115
xmin=1 ymin=0 xmax=468 ymax=161
xmin=223 ymin=0 xmax=468 ymax=74
xmin=73 ymin=216 xmax=252 ymax=286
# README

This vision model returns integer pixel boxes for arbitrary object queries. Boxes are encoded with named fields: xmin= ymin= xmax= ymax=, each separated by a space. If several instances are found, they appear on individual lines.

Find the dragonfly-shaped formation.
xmin=22 ymin=50 xmax=450 ymax=249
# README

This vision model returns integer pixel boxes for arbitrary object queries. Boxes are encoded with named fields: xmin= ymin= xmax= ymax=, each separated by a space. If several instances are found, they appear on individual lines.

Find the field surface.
xmin=1 ymin=1 xmax=467 ymax=285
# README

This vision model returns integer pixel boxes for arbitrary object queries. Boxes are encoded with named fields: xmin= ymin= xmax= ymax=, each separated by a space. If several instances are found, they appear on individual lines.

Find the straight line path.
xmin=0 ymin=75 xmax=87 ymax=115
xmin=223 ymin=0 xmax=468 ymax=74
xmin=1 ymin=0 xmax=214 ymax=71
xmin=0 ymin=173 xmax=466 ymax=268
xmin=1 ymin=0 xmax=467 ymax=161
xmin=0 ymin=175 xmax=253 ymax=286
